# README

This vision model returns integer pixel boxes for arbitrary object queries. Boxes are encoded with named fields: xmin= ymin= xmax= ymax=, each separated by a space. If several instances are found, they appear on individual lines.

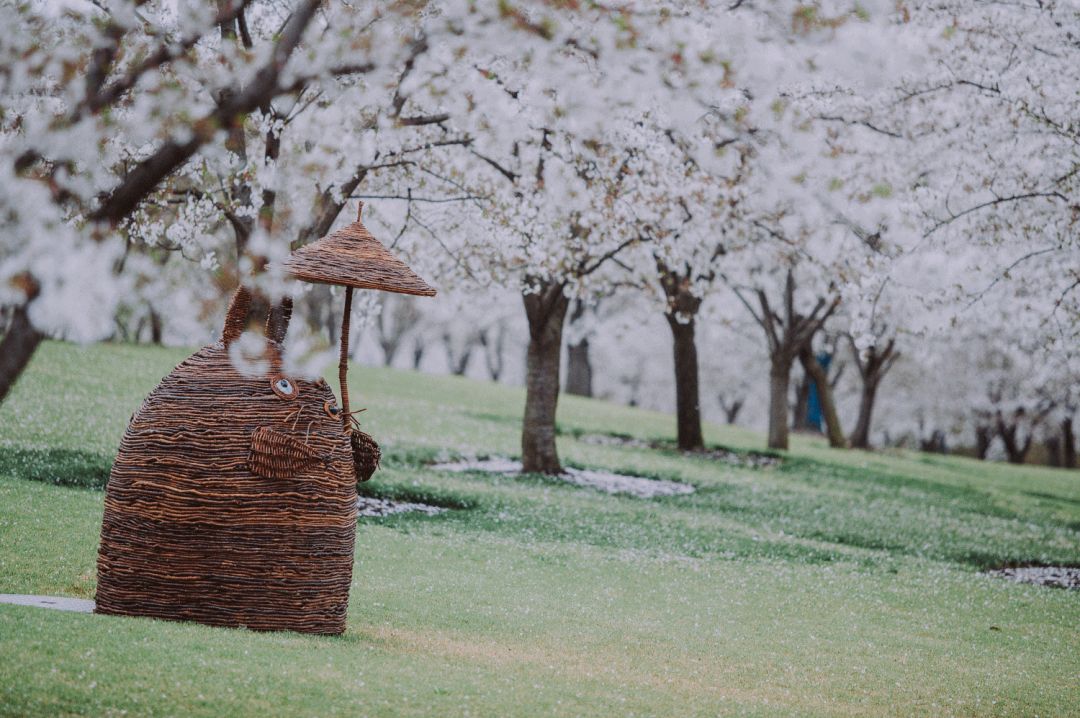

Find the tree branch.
xmin=88 ymin=0 xmax=321 ymax=225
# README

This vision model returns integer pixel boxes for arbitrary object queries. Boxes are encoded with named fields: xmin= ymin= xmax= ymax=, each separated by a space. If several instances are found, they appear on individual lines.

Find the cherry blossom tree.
xmin=0 ymin=0 xmax=652 ymax=404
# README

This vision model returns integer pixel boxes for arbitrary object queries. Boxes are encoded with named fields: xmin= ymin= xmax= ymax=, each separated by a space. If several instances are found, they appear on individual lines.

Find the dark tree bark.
xmin=849 ymin=337 xmax=899 ymax=449
xmin=732 ymin=270 xmax=839 ymax=451
xmin=479 ymin=321 xmax=508 ymax=382
xmin=997 ymin=410 xmax=1034 ymax=464
xmin=792 ymin=371 xmax=815 ymax=431
xmin=658 ymin=263 xmax=705 ymax=451
xmin=920 ymin=430 xmax=948 ymax=454
xmin=718 ymin=395 xmax=744 ymax=424
xmin=1058 ymin=414 xmax=1075 ymax=470
xmin=1045 ymin=434 xmax=1062 ymax=467
xmin=0 ymin=301 xmax=44 ymax=404
xmin=149 ymin=309 xmax=163 ymax=345
xmin=565 ymin=300 xmax=593 ymax=397
xmin=852 ymin=384 xmax=877 ymax=446
xmin=380 ymin=337 xmax=402 ymax=367
xmin=442 ymin=331 xmax=476 ymax=376
xmin=767 ymin=363 xmax=794 ymax=450
xmin=974 ymin=423 xmax=993 ymax=460
xmin=1063 ymin=416 xmax=1077 ymax=469
xmin=799 ymin=347 xmax=845 ymax=448
xmin=668 ymin=315 xmax=704 ymax=451
xmin=521 ymin=280 xmax=571 ymax=474
xmin=412 ymin=337 xmax=425 ymax=371
xmin=565 ymin=338 xmax=592 ymax=396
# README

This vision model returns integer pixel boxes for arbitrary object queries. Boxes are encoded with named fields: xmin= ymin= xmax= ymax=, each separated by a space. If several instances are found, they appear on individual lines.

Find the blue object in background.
xmin=806 ymin=352 xmax=831 ymax=431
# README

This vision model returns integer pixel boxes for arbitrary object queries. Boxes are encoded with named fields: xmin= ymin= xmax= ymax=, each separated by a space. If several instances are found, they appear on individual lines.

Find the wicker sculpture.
xmin=96 ymin=203 xmax=435 ymax=635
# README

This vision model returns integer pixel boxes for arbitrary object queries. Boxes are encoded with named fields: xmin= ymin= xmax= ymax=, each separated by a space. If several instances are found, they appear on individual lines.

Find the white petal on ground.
xmin=356 ymin=497 xmax=446 ymax=518
xmin=986 ymin=566 xmax=1080 ymax=590
xmin=431 ymin=458 xmax=694 ymax=499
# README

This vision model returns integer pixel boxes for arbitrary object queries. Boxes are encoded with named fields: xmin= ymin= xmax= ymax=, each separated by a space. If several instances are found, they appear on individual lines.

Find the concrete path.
xmin=0 ymin=594 xmax=95 ymax=613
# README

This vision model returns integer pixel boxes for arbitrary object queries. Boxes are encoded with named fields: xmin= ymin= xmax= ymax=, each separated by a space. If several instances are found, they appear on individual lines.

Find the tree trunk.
xmin=800 ymin=348 xmax=845 ymax=448
xmin=657 ymin=263 xmax=705 ymax=452
xmin=1063 ymin=417 xmax=1076 ymax=469
xmin=565 ymin=300 xmax=592 ymax=397
xmin=997 ymin=416 xmax=1032 ymax=464
xmin=1045 ymin=434 xmax=1062 ymax=467
xmin=920 ymin=430 xmax=948 ymax=454
xmin=479 ymin=323 xmax=507 ymax=382
xmin=850 ymin=381 xmax=878 ymax=449
xmin=565 ymin=338 xmax=593 ymax=397
xmin=847 ymin=338 xmax=897 ymax=450
xmin=768 ymin=360 xmax=792 ymax=450
xmin=442 ymin=333 xmax=474 ymax=376
xmin=149 ymin=309 xmax=163 ymax=345
xmin=792 ymin=372 xmax=814 ymax=431
xmin=0 ymin=303 xmax=44 ymax=405
xmin=719 ymin=396 xmax=744 ymax=424
xmin=1003 ymin=443 xmax=1030 ymax=464
xmin=974 ymin=424 xmax=993 ymax=460
xmin=521 ymin=282 xmax=570 ymax=474
xmin=380 ymin=338 xmax=400 ymax=367
xmin=412 ymin=339 xmax=424 ymax=371
xmin=667 ymin=315 xmax=705 ymax=451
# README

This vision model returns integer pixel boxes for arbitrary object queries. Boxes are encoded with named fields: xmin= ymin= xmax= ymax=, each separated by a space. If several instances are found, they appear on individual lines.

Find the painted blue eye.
xmin=271 ymin=376 xmax=298 ymax=399
xmin=324 ymin=400 xmax=341 ymax=419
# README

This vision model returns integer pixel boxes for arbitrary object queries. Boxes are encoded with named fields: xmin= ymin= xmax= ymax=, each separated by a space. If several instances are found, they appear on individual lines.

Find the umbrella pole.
xmin=339 ymin=286 xmax=353 ymax=423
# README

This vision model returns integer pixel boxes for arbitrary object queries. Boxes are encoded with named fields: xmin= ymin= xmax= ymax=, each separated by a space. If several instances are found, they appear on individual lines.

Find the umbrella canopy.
xmin=281 ymin=202 xmax=435 ymax=445
xmin=283 ymin=202 xmax=436 ymax=296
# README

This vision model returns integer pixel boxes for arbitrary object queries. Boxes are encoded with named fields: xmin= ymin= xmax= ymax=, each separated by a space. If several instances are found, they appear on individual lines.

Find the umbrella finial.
xmin=356 ymin=200 xmax=364 ymax=222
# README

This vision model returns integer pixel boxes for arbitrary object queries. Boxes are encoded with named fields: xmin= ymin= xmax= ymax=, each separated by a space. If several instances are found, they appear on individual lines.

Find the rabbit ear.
xmin=265 ymin=296 xmax=293 ymax=345
xmin=222 ymin=286 xmax=252 ymax=345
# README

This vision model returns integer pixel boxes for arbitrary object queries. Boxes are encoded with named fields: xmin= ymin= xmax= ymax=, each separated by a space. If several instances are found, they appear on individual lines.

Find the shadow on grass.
xmin=0 ymin=447 xmax=112 ymax=489
xmin=356 ymin=481 xmax=476 ymax=512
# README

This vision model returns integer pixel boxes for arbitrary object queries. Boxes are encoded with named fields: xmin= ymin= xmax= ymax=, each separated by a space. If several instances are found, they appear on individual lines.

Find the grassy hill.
xmin=1 ymin=341 xmax=1078 ymax=717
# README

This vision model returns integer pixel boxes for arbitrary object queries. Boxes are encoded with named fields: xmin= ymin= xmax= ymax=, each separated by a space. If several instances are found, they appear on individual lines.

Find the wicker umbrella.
xmin=283 ymin=202 xmax=436 ymax=457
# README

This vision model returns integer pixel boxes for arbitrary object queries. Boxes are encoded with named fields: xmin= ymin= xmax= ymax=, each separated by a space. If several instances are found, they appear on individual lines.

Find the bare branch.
xmin=580 ymin=235 xmax=640 ymax=277
xmin=81 ymin=1 xmax=255 ymax=119
xmin=925 ymin=192 xmax=1067 ymax=237
xmin=349 ymin=193 xmax=486 ymax=203
xmin=88 ymin=0 xmax=321 ymax=225
xmin=470 ymin=149 xmax=519 ymax=183
xmin=397 ymin=113 xmax=451 ymax=127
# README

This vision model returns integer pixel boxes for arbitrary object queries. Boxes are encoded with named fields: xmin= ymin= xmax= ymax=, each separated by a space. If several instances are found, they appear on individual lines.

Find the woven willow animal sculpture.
xmin=96 ymin=202 xmax=435 ymax=635
xmin=96 ymin=289 xmax=360 ymax=634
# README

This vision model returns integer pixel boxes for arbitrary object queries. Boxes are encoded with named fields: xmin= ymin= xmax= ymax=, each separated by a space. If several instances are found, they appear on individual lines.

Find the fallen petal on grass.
xmin=357 ymin=497 xmax=447 ymax=518
xmin=431 ymin=457 xmax=695 ymax=499
xmin=985 ymin=565 xmax=1080 ymax=590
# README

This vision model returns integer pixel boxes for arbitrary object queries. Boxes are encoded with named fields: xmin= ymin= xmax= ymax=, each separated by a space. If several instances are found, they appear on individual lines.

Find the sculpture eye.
xmin=324 ymin=400 xmax=341 ymax=420
xmin=270 ymin=376 xmax=298 ymax=400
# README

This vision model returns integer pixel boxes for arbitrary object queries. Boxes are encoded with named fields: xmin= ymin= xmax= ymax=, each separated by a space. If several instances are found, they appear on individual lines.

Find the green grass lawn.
xmin=1 ymin=340 xmax=1078 ymax=717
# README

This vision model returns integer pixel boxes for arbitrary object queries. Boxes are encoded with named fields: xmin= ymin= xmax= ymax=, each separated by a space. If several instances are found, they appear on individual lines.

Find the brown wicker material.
xmin=96 ymin=287 xmax=359 ymax=635
xmin=352 ymin=430 xmax=381 ymax=482
xmin=283 ymin=202 xmax=436 ymax=296
xmin=97 ymin=203 xmax=435 ymax=635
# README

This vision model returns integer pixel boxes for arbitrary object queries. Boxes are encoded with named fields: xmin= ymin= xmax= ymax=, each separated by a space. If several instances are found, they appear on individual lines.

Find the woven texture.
xmin=283 ymin=214 xmax=436 ymax=297
xmin=96 ymin=293 xmax=361 ymax=635
xmin=352 ymin=430 xmax=381 ymax=482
